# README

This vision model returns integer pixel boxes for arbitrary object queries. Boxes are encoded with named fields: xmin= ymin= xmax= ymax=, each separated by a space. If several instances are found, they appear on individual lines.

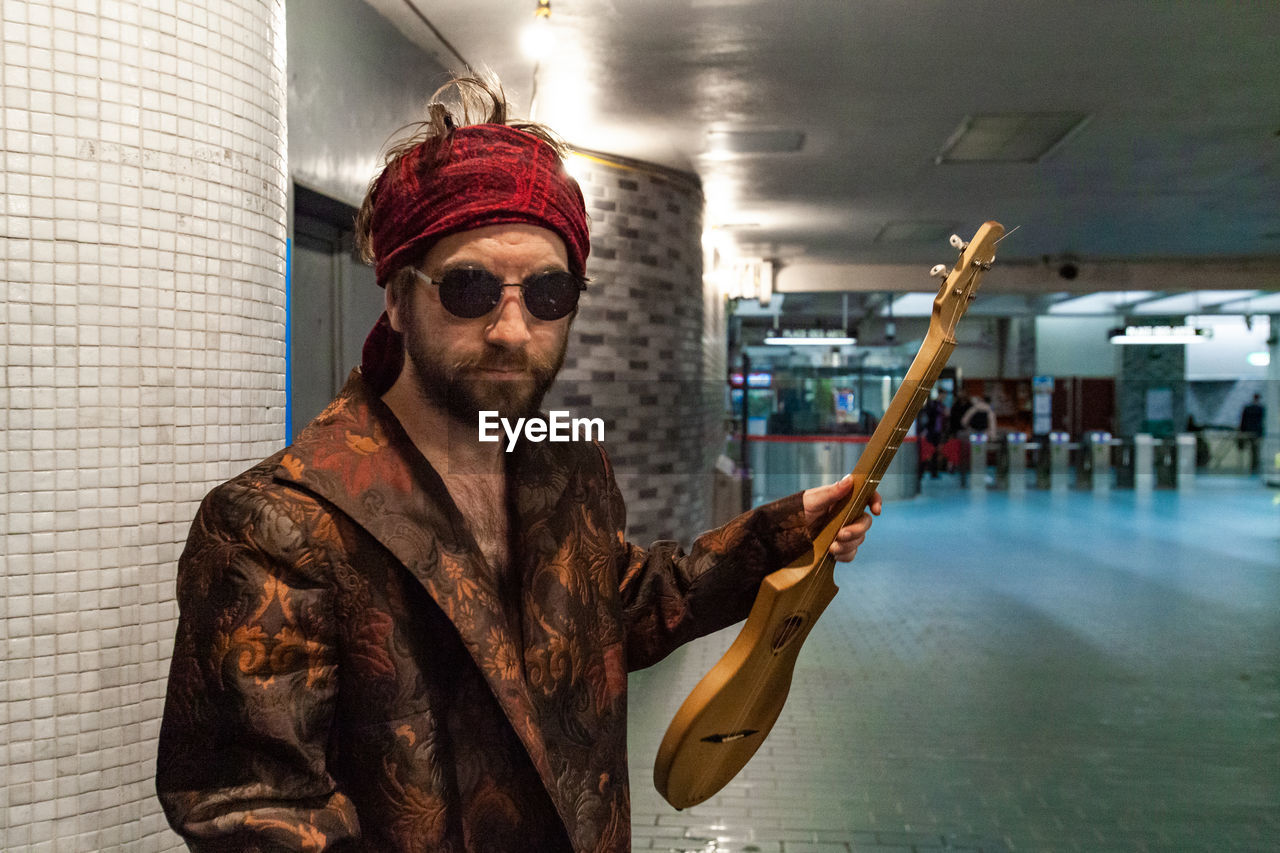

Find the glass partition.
xmin=730 ymin=364 xmax=911 ymax=437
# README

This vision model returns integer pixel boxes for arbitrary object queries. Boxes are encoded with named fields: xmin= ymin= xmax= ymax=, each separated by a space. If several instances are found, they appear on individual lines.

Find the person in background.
xmin=947 ymin=392 xmax=972 ymax=484
xmin=1239 ymin=393 xmax=1265 ymax=473
xmin=917 ymin=391 xmax=947 ymax=480
xmin=155 ymin=77 xmax=882 ymax=853
xmin=961 ymin=392 xmax=997 ymax=442
xmin=957 ymin=392 xmax=996 ymax=487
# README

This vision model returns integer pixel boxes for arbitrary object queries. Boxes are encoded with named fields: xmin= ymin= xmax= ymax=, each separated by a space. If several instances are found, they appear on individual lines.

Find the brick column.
xmin=545 ymin=152 xmax=720 ymax=542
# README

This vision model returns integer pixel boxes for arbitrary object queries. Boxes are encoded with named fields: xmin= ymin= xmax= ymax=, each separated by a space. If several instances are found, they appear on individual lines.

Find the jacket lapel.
xmin=273 ymin=370 xmax=562 ymax=806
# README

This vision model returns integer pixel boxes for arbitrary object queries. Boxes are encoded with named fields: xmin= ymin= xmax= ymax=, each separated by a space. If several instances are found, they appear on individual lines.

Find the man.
xmin=917 ymin=391 xmax=946 ymax=479
xmin=960 ymin=392 xmax=996 ymax=442
xmin=1239 ymin=393 xmax=1265 ymax=473
xmin=156 ymin=80 xmax=880 ymax=852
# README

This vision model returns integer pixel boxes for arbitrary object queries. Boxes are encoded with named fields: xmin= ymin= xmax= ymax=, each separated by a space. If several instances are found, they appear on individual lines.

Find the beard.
xmin=401 ymin=329 xmax=568 ymax=427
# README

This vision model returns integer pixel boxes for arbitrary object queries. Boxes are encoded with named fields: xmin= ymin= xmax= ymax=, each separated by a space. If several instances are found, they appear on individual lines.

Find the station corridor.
xmin=627 ymin=478 xmax=1279 ymax=852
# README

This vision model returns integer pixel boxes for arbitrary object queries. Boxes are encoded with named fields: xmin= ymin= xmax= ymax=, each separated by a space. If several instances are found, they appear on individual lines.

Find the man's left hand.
xmin=802 ymin=475 xmax=882 ymax=563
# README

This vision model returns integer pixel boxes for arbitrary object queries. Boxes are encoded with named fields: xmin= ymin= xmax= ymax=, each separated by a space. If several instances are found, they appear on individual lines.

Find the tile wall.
xmin=545 ymin=153 xmax=723 ymax=544
xmin=0 ymin=1 xmax=288 ymax=849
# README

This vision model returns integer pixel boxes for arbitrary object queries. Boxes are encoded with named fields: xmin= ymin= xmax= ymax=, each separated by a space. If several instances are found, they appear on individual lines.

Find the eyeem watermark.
xmin=478 ymin=410 xmax=605 ymax=452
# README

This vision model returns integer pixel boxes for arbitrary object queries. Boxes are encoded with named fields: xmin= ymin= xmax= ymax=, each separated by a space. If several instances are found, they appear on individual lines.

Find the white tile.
xmin=3 ymin=0 xmax=287 ymax=846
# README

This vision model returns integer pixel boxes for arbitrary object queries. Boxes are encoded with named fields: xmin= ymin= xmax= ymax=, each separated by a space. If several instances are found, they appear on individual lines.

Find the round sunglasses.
xmin=414 ymin=267 xmax=586 ymax=321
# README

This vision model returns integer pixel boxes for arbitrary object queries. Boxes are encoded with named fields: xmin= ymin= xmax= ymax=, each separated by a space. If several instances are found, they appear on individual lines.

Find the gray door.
xmin=289 ymin=184 xmax=383 ymax=440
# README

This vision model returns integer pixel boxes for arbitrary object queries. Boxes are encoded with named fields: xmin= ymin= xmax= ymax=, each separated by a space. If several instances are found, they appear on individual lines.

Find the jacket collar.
xmin=274 ymin=369 xmax=567 ymax=817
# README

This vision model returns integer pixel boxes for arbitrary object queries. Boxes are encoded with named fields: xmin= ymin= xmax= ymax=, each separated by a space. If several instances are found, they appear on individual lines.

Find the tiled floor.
xmin=628 ymin=476 xmax=1279 ymax=852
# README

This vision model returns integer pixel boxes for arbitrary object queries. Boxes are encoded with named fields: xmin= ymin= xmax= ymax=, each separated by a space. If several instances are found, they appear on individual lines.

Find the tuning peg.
xmin=949 ymin=234 xmax=968 ymax=250
xmin=930 ymin=264 xmax=949 ymax=278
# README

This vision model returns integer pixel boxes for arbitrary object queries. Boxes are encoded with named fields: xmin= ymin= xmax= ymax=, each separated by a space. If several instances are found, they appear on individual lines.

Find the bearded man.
xmin=156 ymin=79 xmax=880 ymax=852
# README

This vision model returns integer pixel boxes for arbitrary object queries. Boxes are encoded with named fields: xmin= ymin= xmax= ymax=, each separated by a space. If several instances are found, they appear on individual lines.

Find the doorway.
xmin=289 ymin=184 xmax=383 ymax=440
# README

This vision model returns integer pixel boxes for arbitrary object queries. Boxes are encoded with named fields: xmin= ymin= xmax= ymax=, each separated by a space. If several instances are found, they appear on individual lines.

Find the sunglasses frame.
xmin=413 ymin=267 xmax=587 ymax=321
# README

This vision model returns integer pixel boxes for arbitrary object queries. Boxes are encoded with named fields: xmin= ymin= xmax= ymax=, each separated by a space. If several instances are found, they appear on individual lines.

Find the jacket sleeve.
xmin=156 ymin=480 xmax=361 ymax=851
xmin=598 ymin=447 xmax=815 ymax=671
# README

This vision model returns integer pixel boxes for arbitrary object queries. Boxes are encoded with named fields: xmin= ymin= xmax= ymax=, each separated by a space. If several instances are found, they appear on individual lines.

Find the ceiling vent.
xmin=705 ymin=128 xmax=806 ymax=156
xmin=936 ymin=113 xmax=1089 ymax=164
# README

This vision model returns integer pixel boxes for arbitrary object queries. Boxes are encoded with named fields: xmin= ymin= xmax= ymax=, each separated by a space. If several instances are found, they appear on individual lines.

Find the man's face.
xmin=387 ymin=223 xmax=573 ymax=424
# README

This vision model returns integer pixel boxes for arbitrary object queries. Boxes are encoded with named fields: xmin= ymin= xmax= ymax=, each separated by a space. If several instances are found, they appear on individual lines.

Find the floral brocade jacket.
xmin=157 ymin=370 xmax=814 ymax=852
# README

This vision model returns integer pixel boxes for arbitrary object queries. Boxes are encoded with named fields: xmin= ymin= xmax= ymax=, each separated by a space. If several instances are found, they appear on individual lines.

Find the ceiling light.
xmin=1109 ymin=325 xmax=1210 ymax=345
xmin=882 ymin=293 xmax=936 ymax=317
xmin=1247 ymin=352 xmax=1271 ymax=367
xmin=702 ymin=178 xmax=741 ymax=223
xmin=1048 ymin=291 xmax=1157 ymax=314
xmin=521 ymin=0 xmax=555 ymax=60
xmin=1130 ymin=290 xmax=1260 ymax=315
xmin=1217 ymin=292 xmax=1280 ymax=313
xmin=764 ymin=335 xmax=857 ymax=346
xmin=937 ymin=113 xmax=1089 ymax=163
xmin=562 ymin=150 xmax=595 ymax=185
xmin=1186 ymin=313 xmax=1269 ymax=329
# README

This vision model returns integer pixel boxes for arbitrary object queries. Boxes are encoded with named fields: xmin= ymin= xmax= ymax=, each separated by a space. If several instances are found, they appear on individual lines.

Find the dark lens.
xmin=437 ymin=268 xmax=503 ymax=318
xmin=523 ymin=271 xmax=582 ymax=321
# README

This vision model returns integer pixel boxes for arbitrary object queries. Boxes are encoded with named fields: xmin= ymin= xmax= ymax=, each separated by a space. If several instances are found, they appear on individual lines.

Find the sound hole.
xmin=771 ymin=614 xmax=806 ymax=653
xmin=700 ymin=729 xmax=759 ymax=744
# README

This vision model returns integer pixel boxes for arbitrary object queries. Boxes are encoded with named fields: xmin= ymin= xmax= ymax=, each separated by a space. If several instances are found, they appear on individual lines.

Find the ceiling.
xmin=362 ymin=0 xmax=1280 ymax=314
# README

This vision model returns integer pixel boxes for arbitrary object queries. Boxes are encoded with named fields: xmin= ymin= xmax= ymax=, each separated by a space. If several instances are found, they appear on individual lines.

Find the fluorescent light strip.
xmin=1109 ymin=325 xmax=1208 ymax=345
xmin=883 ymin=293 xmax=936 ymax=317
xmin=1048 ymin=291 xmax=1156 ymax=314
xmin=1110 ymin=334 xmax=1205 ymax=344
xmin=1130 ymin=290 xmax=1260 ymax=315
xmin=1217 ymin=292 xmax=1280 ymax=313
xmin=764 ymin=336 xmax=857 ymax=346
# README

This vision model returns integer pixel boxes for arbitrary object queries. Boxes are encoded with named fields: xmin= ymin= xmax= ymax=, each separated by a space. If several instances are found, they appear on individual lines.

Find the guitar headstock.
xmin=929 ymin=221 xmax=1004 ymax=340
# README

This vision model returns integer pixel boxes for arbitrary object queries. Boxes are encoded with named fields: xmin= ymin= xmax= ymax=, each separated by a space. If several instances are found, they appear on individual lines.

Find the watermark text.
xmin=478 ymin=410 xmax=605 ymax=452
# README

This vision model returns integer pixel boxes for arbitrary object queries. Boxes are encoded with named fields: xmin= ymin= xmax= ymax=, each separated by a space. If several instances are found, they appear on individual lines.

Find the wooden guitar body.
xmin=654 ymin=546 xmax=837 ymax=808
xmin=655 ymin=222 xmax=1005 ymax=809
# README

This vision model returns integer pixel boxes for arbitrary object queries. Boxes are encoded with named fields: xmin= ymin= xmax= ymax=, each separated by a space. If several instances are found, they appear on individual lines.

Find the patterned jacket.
xmin=156 ymin=370 xmax=814 ymax=851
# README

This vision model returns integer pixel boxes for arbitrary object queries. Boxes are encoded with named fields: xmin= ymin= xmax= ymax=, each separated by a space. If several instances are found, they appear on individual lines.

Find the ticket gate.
xmin=1048 ymin=432 xmax=1072 ymax=493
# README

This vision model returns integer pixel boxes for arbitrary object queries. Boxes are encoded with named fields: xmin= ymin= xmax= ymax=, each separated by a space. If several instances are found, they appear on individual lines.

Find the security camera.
xmin=1058 ymin=262 xmax=1079 ymax=281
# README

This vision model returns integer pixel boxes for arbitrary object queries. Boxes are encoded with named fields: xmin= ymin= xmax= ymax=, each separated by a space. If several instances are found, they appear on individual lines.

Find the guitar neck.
xmin=812 ymin=333 xmax=955 ymax=552
xmin=800 ymin=221 xmax=1003 ymax=563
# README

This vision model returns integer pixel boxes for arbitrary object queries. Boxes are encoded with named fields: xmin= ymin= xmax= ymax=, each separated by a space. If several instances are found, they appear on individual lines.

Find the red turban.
xmin=361 ymin=124 xmax=589 ymax=395
xmin=369 ymin=123 xmax=590 ymax=282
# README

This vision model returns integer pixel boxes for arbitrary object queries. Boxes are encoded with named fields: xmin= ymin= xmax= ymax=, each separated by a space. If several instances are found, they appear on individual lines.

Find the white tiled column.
xmin=0 ymin=1 xmax=288 ymax=850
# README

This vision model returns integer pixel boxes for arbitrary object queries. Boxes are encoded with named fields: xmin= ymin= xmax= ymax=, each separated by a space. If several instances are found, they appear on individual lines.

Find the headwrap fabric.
xmin=361 ymin=123 xmax=589 ymax=396
xmin=370 ymin=123 xmax=590 ymax=284
xmin=361 ymin=312 xmax=404 ymax=397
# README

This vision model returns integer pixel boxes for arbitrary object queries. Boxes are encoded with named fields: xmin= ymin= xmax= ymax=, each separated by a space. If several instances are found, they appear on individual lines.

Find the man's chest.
xmin=440 ymin=472 xmax=509 ymax=574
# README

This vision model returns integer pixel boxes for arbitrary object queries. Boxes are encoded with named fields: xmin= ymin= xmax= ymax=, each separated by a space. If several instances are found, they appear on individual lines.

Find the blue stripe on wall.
xmin=285 ymin=237 xmax=293 ymax=441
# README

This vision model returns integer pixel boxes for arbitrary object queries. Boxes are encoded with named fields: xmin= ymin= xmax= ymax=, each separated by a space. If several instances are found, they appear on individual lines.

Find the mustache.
xmin=451 ymin=349 xmax=558 ymax=375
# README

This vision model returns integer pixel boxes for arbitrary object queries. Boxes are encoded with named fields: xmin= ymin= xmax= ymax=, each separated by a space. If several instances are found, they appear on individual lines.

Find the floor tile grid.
xmin=628 ymin=478 xmax=1279 ymax=852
